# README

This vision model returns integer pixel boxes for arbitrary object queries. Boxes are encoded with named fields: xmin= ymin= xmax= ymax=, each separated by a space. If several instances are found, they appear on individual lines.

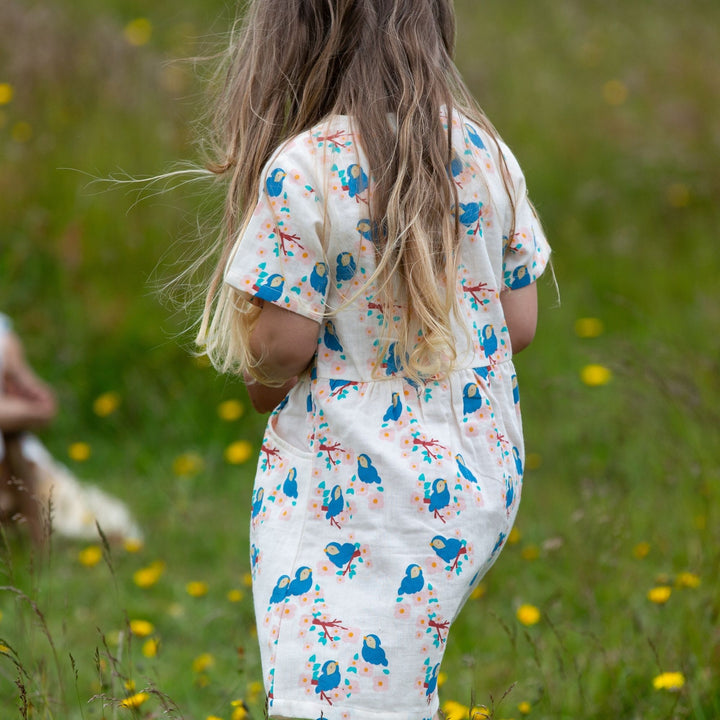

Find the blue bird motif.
xmin=287 ymin=566 xmax=313 ymax=596
xmin=322 ymin=484 xmax=344 ymax=528
xmin=313 ymin=660 xmax=341 ymax=703
xmin=383 ymin=342 xmax=400 ymax=376
xmin=265 ymin=167 xmax=287 ymax=197
xmin=462 ymin=382 xmax=483 ymax=415
xmin=430 ymin=535 xmax=468 ymax=571
xmin=424 ymin=663 xmax=440 ymax=697
xmin=425 ymin=478 xmax=450 ymax=521
xmin=481 ymin=324 xmax=498 ymax=359
xmin=344 ymin=164 xmax=368 ymax=199
xmin=491 ymin=531 xmax=507 ymax=557
xmin=324 ymin=542 xmax=361 ymax=575
xmin=455 ymin=453 xmax=478 ymax=484
xmin=398 ymin=563 xmax=424 ymax=595
xmin=357 ymin=454 xmax=382 ymax=484
xmin=382 ymin=392 xmax=402 ymax=422
xmin=448 ymin=151 xmax=464 ymax=182
xmin=512 ymin=374 xmax=520 ymax=405
xmin=310 ymin=262 xmax=329 ymax=295
xmin=504 ymin=476 xmax=515 ymax=513
xmin=473 ymin=365 xmax=490 ymax=383
xmin=336 ymin=252 xmax=357 ymax=281
xmin=465 ymin=122 xmax=486 ymax=149
xmin=269 ymin=574 xmax=291 ymax=604
xmin=251 ymin=487 xmax=264 ymax=518
xmin=512 ymin=446 xmax=523 ymax=477
xmin=356 ymin=219 xmax=373 ymax=241
xmin=323 ymin=320 xmax=344 ymax=352
xmin=362 ymin=634 xmax=389 ymax=666
xmin=283 ymin=468 xmax=298 ymax=499
xmin=509 ymin=265 xmax=531 ymax=289
xmin=458 ymin=202 xmax=483 ymax=237
xmin=253 ymin=273 xmax=284 ymax=303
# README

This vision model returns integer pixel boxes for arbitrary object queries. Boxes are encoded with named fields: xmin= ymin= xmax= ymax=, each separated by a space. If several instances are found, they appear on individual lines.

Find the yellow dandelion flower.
xmin=470 ymin=582 xmax=487 ymax=600
xmin=68 ymin=442 xmax=91 ymax=462
xmin=225 ymin=440 xmax=253 ymax=465
xmin=574 ymin=317 xmax=604 ymax=338
xmin=232 ymin=700 xmax=250 ymax=720
xmin=11 ymin=121 xmax=32 ymax=143
xmin=603 ymin=79 xmax=628 ymax=106
xmin=247 ymin=681 xmax=263 ymax=701
xmin=653 ymin=671 xmax=685 ymax=691
xmin=93 ymin=391 xmax=121 ymax=417
xmin=129 ymin=619 xmax=155 ymax=637
xmin=125 ymin=679 xmax=136 ymax=692
xmin=580 ymin=364 xmax=612 ymax=387
xmin=124 ymin=18 xmax=152 ymax=46
xmin=120 ymin=691 xmax=149 ymax=709
xmin=124 ymin=537 xmax=144 ymax=553
xmin=521 ymin=544 xmax=540 ymax=561
xmin=518 ymin=701 xmax=532 ymax=715
xmin=133 ymin=561 xmax=165 ymax=588
xmin=437 ymin=671 xmax=448 ymax=688
xmin=647 ymin=586 xmax=672 ymax=604
xmin=142 ymin=637 xmax=160 ymax=658
xmin=676 ymin=572 xmax=700 ymax=589
xmin=508 ymin=527 xmax=522 ymax=544
xmin=471 ymin=707 xmax=491 ymax=720
xmin=242 ymin=572 xmax=253 ymax=588
xmin=516 ymin=603 xmax=541 ymax=626
xmin=206 ymin=716 xmax=224 ymax=720
xmin=218 ymin=399 xmax=244 ymax=421
xmin=173 ymin=452 xmax=203 ymax=477
xmin=0 ymin=83 xmax=13 ymax=105
xmin=0 ymin=644 xmax=10 ymax=654
xmin=227 ymin=589 xmax=244 ymax=603
xmin=632 ymin=541 xmax=651 ymax=559
xmin=442 ymin=700 xmax=470 ymax=720
xmin=78 ymin=545 xmax=103 ymax=567
xmin=187 ymin=580 xmax=209 ymax=597
xmin=192 ymin=652 xmax=215 ymax=673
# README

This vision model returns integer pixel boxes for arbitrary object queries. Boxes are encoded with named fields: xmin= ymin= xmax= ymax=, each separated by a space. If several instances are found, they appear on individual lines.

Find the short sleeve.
xmin=499 ymin=142 xmax=551 ymax=290
xmin=224 ymin=141 xmax=328 ymax=320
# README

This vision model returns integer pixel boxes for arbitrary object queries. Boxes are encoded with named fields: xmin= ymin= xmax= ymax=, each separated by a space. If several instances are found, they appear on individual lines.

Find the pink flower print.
xmin=379 ymin=427 xmax=396 ymax=443
xmin=280 ymin=603 xmax=297 ymax=620
xmin=394 ymin=603 xmax=411 ymax=620
xmin=424 ymin=556 xmax=444 ymax=575
xmin=368 ymin=492 xmax=384 ymax=510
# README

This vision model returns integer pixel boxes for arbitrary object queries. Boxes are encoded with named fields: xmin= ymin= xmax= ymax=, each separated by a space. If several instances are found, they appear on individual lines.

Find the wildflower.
xmin=124 ymin=18 xmax=152 ymax=46
xmin=124 ymin=537 xmax=144 ymax=553
xmin=187 ymin=580 xmax=209 ymax=597
xmin=247 ymin=681 xmax=263 ymax=702
xmin=516 ymin=604 xmax=541 ymax=626
xmin=521 ymin=544 xmax=540 ymax=561
xmin=0 ymin=83 xmax=13 ymax=105
xmin=0 ymin=644 xmax=9 ymax=654
xmin=193 ymin=653 xmax=215 ymax=673
xmin=232 ymin=700 xmax=250 ymax=720
xmin=647 ymin=586 xmax=672 ymax=604
xmin=206 ymin=716 xmax=224 ymax=720
xmin=173 ymin=452 xmax=203 ymax=477
xmin=129 ymin=619 xmax=155 ymax=637
xmin=652 ymin=671 xmax=685 ymax=691
xmin=471 ymin=707 xmax=491 ymax=720
xmin=120 ymin=691 xmax=149 ymax=709
xmin=574 ymin=317 xmax=604 ymax=338
xmin=442 ymin=700 xmax=470 ymax=720
xmin=507 ymin=527 xmax=522 ymax=544
xmin=676 ymin=572 xmax=701 ymax=589
xmin=142 ymin=637 xmax=159 ymax=658
xmin=68 ymin=442 xmax=91 ymax=462
xmin=227 ymin=589 xmax=244 ymax=603
xmin=225 ymin=440 xmax=253 ymax=464
xmin=78 ymin=545 xmax=103 ymax=567
xmin=470 ymin=582 xmax=486 ymax=600
xmin=580 ymin=364 xmax=612 ymax=387
xmin=632 ymin=541 xmax=651 ymax=559
xmin=218 ymin=399 xmax=244 ymax=421
xmin=518 ymin=701 xmax=532 ymax=714
xmin=242 ymin=572 xmax=253 ymax=588
xmin=603 ymin=79 xmax=628 ymax=106
xmin=93 ymin=391 xmax=121 ymax=417
xmin=133 ymin=561 xmax=165 ymax=588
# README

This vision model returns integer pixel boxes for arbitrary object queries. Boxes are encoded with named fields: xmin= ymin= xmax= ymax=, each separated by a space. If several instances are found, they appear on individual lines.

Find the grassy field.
xmin=1 ymin=0 xmax=719 ymax=718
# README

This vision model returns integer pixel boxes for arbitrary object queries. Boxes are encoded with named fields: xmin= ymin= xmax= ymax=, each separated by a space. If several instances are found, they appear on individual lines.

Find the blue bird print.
xmin=269 ymin=574 xmax=290 ymax=604
xmin=512 ymin=374 xmax=520 ymax=405
xmin=458 ymin=201 xmax=482 ymax=236
xmin=323 ymin=320 xmax=344 ymax=352
xmin=344 ymin=163 xmax=368 ymax=200
xmin=465 ymin=122 xmax=486 ymax=149
xmin=455 ymin=454 xmax=478 ymax=484
xmin=398 ymin=563 xmax=425 ymax=595
xmin=324 ymin=542 xmax=361 ymax=575
xmin=504 ymin=475 xmax=515 ymax=514
xmin=356 ymin=219 xmax=373 ymax=241
xmin=448 ymin=151 xmax=464 ymax=184
xmin=382 ymin=392 xmax=402 ymax=422
xmin=287 ymin=566 xmax=313 ymax=596
xmin=491 ymin=531 xmax=507 ymax=557
xmin=424 ymin=663 xmax=440 ymax=697
xmin=313 ymin=660 xmax=341 ymax=703
xmin=462 ymin=382 xmax=483 ymax=415
xmin=357 ymin=454 xmax=382 ymax=484
xmin=430 ymin=535 xmax=468 ymax=571
xmin=310 ymin=262 xmax=329 ymax=295
xmin=362 ymin=634 xmax=389 ymax=666
xmin=283 ymin=468 xmax=298 ymax=499
xmin=509 ymin=265 xmax=531 ymax=289
xmin=481 ymin=324 xmax=498 ymax=359
xmin=425 ymin=478 xmax=450 ymax=521
xmin=251 ymin=487 xmax=264 ymax=518
xmin=512 ymin=446 xmax=523 ymax=477
xmin=384 ymin=342 xmax=400 ymax=375
xmin=473 ymin=365 xmax=490 ymax=383
xmin=253 ymin=273 xmax=284 ymax=303
xmin=336 ymin=252 xmax=357 ymax=281
xmin=265 ymin=167 xmax=287 ymax=197
xmin=322 ymin=484 xmax=344 ymax=528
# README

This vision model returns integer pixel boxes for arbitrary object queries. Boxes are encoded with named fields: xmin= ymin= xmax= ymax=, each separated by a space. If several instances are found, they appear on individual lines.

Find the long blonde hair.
xmin=198 ymin=0 xmax=516 ymax=381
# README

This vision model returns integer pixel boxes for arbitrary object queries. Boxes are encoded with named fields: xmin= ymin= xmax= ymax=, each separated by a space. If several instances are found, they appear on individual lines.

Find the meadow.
xmin=1 ymin=0 xmax=719 ymax=718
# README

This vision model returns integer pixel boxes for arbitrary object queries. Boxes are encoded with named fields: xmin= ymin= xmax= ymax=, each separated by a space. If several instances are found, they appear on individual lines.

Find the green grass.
xmin=1 ymin=0 xmax=719 ymax=718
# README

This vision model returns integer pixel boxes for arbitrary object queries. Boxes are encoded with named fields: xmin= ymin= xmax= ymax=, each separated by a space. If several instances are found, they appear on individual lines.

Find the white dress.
xmin=225 ymin=110 xmax=550 ymax=720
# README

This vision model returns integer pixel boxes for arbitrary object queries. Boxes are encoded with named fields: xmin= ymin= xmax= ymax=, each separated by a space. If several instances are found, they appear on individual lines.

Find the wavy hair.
xmin=198 ymin=0 xmax=516 ymax=382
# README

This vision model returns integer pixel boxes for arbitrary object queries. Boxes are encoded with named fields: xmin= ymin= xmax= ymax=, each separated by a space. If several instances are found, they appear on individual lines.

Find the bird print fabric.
xmin=224 ymin=110 xmax=550 ymax=720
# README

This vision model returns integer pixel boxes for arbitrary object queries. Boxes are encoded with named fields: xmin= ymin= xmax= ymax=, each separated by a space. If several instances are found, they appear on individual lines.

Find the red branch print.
xmin=462 ymin=282 xmax=494 ymax=304
xmin=261 ymin=444 xmax=281 ymax=468
xmin=316 ymin=130 xmax=348 ymax=149
xmin=276 ymin=226 xmax=304 ymax=256
xmin=319 ymin=441 xmax=344 ymax=465
xmin=312 ymin=618 xmax=348 ymax=640
xmin=429 ymin=618 xmax=450 ymax=644
xmin=412 ymin=437 xmax=447 ymax=460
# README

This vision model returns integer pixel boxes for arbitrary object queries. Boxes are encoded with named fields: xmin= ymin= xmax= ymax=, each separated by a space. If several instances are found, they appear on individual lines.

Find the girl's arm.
xmin=245 ymin=301 xmax=320 ymax=413
xmin=500 ymin=282 xmax=538 ymax=354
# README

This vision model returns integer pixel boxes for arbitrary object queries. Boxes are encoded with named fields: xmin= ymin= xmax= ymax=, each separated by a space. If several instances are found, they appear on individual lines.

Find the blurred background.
xmin=1 ymin=0 xmax=718 ymax=718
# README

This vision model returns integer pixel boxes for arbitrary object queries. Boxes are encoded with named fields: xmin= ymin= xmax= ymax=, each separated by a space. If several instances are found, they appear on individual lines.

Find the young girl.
xmin=197 ymin=2 xmax=550 ymax=718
